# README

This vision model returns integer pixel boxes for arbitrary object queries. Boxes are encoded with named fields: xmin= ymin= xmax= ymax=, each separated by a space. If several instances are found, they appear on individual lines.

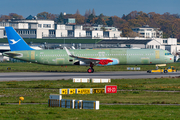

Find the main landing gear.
xmin=87 ymin=62 xmax=94 ymax=73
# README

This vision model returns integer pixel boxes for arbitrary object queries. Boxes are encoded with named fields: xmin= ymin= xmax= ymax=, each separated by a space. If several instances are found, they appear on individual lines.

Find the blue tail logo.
xmin=5 ymin=27 xmax=34 ymax=51
xmin=10 ymin=39 xmax=21 ymax=45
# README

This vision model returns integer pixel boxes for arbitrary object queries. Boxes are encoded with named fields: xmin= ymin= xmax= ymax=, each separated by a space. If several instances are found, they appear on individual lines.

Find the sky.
xmin=0 ymin=0 xmax=180 ymax=18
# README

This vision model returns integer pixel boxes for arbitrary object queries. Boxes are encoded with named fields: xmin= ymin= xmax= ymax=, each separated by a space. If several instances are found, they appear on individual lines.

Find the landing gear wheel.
xmin=87 ymin=68 xmax=94 ymax=73
xmin=164 ymin=70 xmax=168 ymax=73
xmin=87 ymin=62 xmax=94 ymax=73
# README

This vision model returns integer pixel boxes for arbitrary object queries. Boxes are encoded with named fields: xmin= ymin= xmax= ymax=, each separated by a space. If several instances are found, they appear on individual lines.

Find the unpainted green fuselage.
xmin=4 ymin=48 xmax=174 ymax=66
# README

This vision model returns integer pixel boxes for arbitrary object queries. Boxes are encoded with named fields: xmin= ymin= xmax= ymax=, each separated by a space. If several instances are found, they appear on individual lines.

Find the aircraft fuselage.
xmin=4 ymin=48 xmax=174 ymax=66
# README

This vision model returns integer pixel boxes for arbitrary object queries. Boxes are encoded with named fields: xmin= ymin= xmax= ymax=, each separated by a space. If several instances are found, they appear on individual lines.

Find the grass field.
xmin=1 ymin=78 xmax=180 ymax=119
xmin=1 ymin=63 xmax=180 ymax=119
xmin=0 ymin=78 xmax=180 ymax=120
xmin=0 ymin=62 xmax=179 ymax=72
xmin=1 ymin=78 xmax=180 ymax=104
xmin=1 ymin=104 xmax=180 ymax=120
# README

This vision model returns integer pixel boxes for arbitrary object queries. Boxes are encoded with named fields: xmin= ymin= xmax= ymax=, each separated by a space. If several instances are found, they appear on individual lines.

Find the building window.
xmin=126 ymin=45 xmax=131 ymax=48
xmin=30 ymin=30 xmax=36 ymax=35
xmin=43 ymin=24 xmax=51 ymax=28
xmin=86 ymin=32 xmax=91 ymax=36
xmin=163 ymin=40 xmax=167 ymax=43
xmin=147 ymin=29 xmax=152 ymax=31
xmin=4 ymin=30 xmax=6 ymax=36
xmin=38 ymin=24 xmax=42 ymax=28
xmin=49 ymin=30 xmax=55 ymax=35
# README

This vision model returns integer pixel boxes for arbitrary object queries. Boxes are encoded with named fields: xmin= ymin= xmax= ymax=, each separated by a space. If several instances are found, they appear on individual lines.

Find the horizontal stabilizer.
xmin=3 ymin=52 xmax=21 ymax=57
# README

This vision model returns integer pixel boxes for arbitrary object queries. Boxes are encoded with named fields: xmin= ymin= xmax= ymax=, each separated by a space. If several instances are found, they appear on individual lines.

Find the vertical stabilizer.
xmin=5 ymin=27 xmax=34 ymax=51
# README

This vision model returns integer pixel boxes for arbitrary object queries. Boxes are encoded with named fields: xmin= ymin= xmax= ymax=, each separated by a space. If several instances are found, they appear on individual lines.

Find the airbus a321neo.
xmin=3 ymin=27 xmax=174 ymax=73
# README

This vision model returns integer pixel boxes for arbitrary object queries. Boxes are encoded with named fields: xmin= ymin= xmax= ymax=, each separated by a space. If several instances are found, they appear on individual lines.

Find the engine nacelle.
xmin=74 ymin=61 xmax=89 ymax=66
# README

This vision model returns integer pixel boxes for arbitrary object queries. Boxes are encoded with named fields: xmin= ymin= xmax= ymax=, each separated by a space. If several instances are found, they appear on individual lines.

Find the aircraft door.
xmin=155 ymin=50 xmax=160 ymax=59
xmin=31 ymin=51 xmax=35 ymax=60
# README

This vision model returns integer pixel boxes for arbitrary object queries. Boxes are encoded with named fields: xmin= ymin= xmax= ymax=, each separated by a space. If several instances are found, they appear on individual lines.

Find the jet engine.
xmin=74 ymin=61 xmax=89 ymax=66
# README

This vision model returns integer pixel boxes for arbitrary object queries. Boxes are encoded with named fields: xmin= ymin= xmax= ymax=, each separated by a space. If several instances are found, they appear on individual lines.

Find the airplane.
xmin=3 ymin=26 xmax=175 ymax=73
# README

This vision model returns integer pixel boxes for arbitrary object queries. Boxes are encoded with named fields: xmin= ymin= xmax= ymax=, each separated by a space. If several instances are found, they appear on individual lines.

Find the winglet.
xmin=64 ymin=47 xmax=73 ymax=56
xmin=5 ymin=27 xmax=34 ymax=51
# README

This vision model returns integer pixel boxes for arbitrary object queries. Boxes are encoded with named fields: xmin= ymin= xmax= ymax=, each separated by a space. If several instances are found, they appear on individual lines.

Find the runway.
xmin=0 ymin=71 xmax=180 ymax=81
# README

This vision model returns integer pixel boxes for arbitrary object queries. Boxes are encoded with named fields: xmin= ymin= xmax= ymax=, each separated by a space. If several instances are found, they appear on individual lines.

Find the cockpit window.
xmin=165 ymin=53 xmax=172 ymax=55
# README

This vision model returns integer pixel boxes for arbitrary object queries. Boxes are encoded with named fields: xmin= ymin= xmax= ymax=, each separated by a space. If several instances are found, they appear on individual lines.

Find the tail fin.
xmin=5 ymin=27 xmax=34 ymax=51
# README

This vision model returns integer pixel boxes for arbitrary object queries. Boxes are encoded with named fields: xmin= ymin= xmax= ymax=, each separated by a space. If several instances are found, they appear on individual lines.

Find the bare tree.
xmin=88 ymin=9 xmax=91 ymax=15
xmin=76 ymin=9 xmax=80 ymax=15
xmin=84 ymin=10 xmax=89 ymax=18
xmin=92 ymin=8 xmax=96 ymax=16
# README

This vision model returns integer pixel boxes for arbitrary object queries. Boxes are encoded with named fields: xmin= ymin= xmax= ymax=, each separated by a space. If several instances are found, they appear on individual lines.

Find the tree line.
xmin=0 ymin=10 xmax=180 ymax=41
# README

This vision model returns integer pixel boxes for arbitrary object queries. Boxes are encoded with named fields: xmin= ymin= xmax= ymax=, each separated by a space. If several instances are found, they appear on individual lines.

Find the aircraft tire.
xmin=164 ymin=70 xmax=168 ymax=73
xmin=87 ymin=68 xmax=93 ymax=73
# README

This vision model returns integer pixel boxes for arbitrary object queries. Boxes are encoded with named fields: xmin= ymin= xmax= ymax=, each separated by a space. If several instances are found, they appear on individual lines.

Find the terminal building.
xmin=0 ymin=19 xmax=122 ymax=39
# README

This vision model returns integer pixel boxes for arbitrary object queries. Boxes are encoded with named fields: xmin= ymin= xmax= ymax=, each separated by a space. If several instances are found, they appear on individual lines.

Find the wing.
xmin=64 ymin=47 xmax=113 ymax=65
